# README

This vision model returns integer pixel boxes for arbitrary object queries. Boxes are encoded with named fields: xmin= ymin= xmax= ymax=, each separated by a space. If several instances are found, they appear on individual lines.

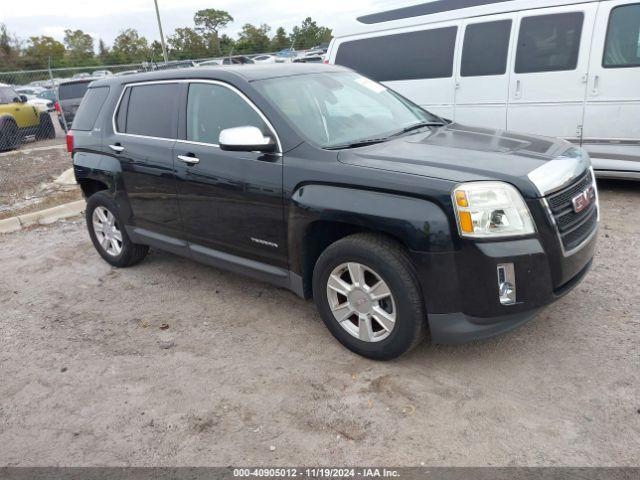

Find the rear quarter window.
xmin=59 ymin=81 xmax=91 ymax=100
xmin=334 ymin=27 xmax=458 ymax=81
xmin=72 ymin=86 xmax=110 ymax=131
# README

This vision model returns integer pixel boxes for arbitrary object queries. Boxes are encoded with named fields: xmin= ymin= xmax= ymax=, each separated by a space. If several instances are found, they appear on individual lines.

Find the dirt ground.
xmin=0 ymin=180 xmax=638 ymax=467
xmin=0 ymin=124 xmax=81 ymax=220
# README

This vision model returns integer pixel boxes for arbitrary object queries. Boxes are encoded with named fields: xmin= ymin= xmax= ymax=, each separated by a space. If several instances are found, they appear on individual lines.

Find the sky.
xmin=1 ymin=0 xmax=422 ymax=47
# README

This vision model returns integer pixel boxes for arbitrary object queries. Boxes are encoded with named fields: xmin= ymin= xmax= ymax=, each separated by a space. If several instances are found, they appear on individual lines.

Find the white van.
xmin=327 ymin=0 xmax=640 ymax=179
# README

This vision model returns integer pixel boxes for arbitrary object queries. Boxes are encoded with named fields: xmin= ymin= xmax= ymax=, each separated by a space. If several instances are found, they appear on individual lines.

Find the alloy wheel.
xmin=92 ymin=206 xmax=123 ymax=257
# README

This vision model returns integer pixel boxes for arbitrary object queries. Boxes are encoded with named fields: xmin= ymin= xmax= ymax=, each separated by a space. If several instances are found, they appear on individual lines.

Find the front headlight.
xmin=452 ymin=181 xmax=535 ymax=238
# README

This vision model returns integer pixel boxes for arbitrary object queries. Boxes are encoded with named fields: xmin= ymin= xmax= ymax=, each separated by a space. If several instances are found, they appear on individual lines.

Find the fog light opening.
xmin=497 ymin=263 xmax=516 ymax=305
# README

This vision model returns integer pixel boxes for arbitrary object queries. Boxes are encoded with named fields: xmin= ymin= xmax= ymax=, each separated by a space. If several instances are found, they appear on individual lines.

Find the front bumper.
xmin=411 ymin=229 xmax=597 ymax=344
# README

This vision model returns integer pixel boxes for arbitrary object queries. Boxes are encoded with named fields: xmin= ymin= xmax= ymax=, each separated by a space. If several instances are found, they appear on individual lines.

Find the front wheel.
xmin=86 ymin=191 xmax=149 ymax=268
xmin=312 ymin=233 xmax=426 ymax=360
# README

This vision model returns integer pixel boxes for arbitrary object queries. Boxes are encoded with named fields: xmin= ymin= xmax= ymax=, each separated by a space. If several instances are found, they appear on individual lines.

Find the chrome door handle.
xmin=515 ymin=79 xmax=522 ymax=99
xmin=109 ymin=144 xmax=124 ymax=153
xmin=177 ymin=154 xmax=200 ymax=164
xmin=592 ymin=75 xmax=600 ymax=96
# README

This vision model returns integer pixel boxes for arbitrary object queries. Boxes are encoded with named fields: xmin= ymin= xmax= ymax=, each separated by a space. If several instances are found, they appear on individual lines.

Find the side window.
xmin=603 ymin=3 xmax=640 ymax=68
xmin=186 ymin=83 xmax=267 ymax=145
xmin=461 ymin=20 xmax=512 ymax=77
xmin=0 ymin=87 xmax=11 ymax=104
xmin=335 ymin=27 xmax=458 ymax=81
xmin=515 ymin=12 xmax=584 ymax=73
xmin=124 ymin=83 xmax=179 ymax=138
xmin=72 ymin=86 xmax=110 ymax=131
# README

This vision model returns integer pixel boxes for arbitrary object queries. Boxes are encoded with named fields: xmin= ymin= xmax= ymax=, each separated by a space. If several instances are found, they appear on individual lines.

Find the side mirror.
xmin=19 ymin=95 xmax=28 ymax=103
xmin=219 ymin=126 xmax=277 ymax=153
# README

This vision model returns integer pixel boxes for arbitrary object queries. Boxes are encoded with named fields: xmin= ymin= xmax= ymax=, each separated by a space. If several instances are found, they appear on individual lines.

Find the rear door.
xmin=455 ymin=14 xmax=515 ymax=129
xmin=507 ymin=3 xmax=598 ymax=140
xmin=105 ymin=81 xmax=183 ymax=241
xmin=333 ymin=23 xmax=460 ymax=120
xmin=583 ymin=1 xmax=640 ymax=168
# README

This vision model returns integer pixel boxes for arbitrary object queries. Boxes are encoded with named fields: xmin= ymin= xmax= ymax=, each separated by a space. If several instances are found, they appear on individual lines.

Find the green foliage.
xmin=109 ymin=29 xmax=150 ymax=63
xmin=235 ymin=24 xmax=271 ymax=54
xmin=22 ymin=36 xmax=65 ymax=68
xmin=194 ymin=8 xmax=233 ymax=55
xmin=270 ymin=27 xmax=289 ymax=51
xmin=289 ymin=17 xmax=332 ymax=49
xmin=63 ymin=29 xmax=95 ymax=65
xmin=1 ymin=12 xmax=333 ymax=70
xmin=167 ymin=27 xmax=208 ymax=60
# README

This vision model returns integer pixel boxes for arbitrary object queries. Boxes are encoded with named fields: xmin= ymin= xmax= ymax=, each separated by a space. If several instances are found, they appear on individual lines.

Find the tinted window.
xmin=58 ymin=81 xmax=90 ymax=100
xmin=115 ymin=88 xmax=130 ymax=132
xmin=0 ymin=87 xmax=15 ymax=104
xmin=125 ymin=83 xmax=179 ymax=138
xmin=461 ymin=20 xmax=512 ymax=76
xmin=335 ymin=27 xmax=458 ymax=81
xmin=72 ymin=87 xmax=110 ymax=131
xmin=186 ymin=83 xmax=266 ymax=144
xmin=515 ymin=12 xmax=583 ymax=73
xmin=604 ymin=4 xmax=640 ymax=68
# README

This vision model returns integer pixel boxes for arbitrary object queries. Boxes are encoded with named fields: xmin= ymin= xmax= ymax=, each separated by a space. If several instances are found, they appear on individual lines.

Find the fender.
xmin=73 ymin=151 xmax=121 ymax=192
xmin=287 ymin=183 xmax=456 ymax=277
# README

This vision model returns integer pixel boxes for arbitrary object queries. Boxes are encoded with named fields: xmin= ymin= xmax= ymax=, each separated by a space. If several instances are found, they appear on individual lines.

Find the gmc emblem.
xmin=572 ymin=186 xmax=595 ymax=213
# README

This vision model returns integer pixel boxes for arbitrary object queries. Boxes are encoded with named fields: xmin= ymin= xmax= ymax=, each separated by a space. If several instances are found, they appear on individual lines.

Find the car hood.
xmin=338 ymin=123 xmax=587 ymax=198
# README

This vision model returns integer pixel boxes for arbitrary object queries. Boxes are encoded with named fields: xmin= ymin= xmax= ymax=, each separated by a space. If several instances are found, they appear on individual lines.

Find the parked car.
xmin=252 ymin=54 xmax=277 ymax=64
xmin=92 ymin=70 xmax=113 ymax=77
xmin=15 ymin=87 xmax=54 ymax=112
xmin=72 ymin=72 xmax=92 ymax=79
xmin=0 ymin=83 xmax=55 ymax=150
xmin=152 ymin=60 xmax=198 ymax=71
xmin=57 ymin=79 xmax=93 ymax=129
xmin=114 ymin=70 xmax=140 ymax=76
xmin=275 ymin=48 xmax=297 ymax=63
xmin=198 ymin=59 xmax=223 ymax=67
xmin=329 ymin=0 xmax=640 ymax=180
xmin=69 ymin=64 xmax=598 ymax=360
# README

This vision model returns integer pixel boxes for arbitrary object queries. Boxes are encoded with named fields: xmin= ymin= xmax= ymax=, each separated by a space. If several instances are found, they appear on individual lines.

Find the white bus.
xmin=327 ymin=0 xmax=640 ymax=179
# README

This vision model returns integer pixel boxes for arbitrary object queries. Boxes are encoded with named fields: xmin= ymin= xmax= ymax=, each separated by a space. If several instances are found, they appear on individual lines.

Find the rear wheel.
xmin=313 ymin=233 xmax=426 ymax=360
xmin=86 ymin=191 xmax=149 ymax=268
xmin=0 ymin=119 xmax=21 ymax=151
xmin=36 ymin=113 xmax=56 ymax=139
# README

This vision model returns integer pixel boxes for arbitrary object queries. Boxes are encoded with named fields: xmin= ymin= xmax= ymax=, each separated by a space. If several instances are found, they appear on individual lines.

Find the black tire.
xmin=312 ymin=233 xmax=426 ymax=360
xmin=36 ymin=113 xmax=56 ymax=140
xmin=0 ymin=119 xmax=21 ymax=151
xmin=86 ymin=191 xmax=149 ymax=268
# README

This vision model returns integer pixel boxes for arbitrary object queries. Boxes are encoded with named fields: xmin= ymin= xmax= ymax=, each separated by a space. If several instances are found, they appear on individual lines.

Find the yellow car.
xmin=0 ymin=83 xmax=56 ymax=151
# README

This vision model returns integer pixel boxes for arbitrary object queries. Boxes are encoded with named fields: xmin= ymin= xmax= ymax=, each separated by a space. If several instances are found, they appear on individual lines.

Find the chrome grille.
xmin=546 ymin=170 xmax=598 ymax=253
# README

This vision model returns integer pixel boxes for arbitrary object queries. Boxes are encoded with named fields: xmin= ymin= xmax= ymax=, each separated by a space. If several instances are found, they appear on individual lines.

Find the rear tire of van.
xmin=86 ymin=191 xmax=149 ymax=268
xmin=312 ymin=233 xmax=426 ymax=360
xmin=36 ymin=113 xmax=56 ymax=140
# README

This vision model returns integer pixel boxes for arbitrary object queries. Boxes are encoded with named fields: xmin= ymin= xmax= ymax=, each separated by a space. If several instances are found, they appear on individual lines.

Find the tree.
xmin=289 ymin=17 xmax=332 ymax=50
xmin=0 ymin=23 xmax=21 ymax=70
xmin=167 ymin=27 xmax=208 ymax=60
xmin=23 ymin=36 xmax=65 ymax=68
xmin=270 ymin=27 xmax=289 ymax=51
xmin=218 ymin=34 xmax=235 ymax=56
xmin=110 ymin=29 xmax=149 ymax=63
xmin=98 ymin=39 xmax=110 ymax=63
xmin=235 ymin=24 xmax=271 ymax=54
xmin=194 ymin=8 xmax=233 ymax=55
xmin=63 ymin=29 xmax=94 ymax=64
xmin=149 ymin=40 xmax=164 ymax=62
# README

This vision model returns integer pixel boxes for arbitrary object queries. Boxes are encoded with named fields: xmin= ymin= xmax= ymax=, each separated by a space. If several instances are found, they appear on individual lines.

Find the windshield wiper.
xmin=389 ymin=121 xmax=446 ymax=138
xmin=325 ymin=137 xmax=389 ymax=150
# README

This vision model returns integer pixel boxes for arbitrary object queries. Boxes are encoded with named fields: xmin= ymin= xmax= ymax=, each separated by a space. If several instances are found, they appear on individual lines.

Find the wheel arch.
xmin=288 ymin=184 xmax=455 ymax=298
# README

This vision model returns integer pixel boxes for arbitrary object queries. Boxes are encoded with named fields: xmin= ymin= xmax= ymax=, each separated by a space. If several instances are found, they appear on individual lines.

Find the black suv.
xmin=69 ymin=64 xmax=598 ymax=360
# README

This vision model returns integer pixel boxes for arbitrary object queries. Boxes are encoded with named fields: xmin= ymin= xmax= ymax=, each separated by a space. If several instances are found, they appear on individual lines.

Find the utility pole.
xmin=153 ymin=0 xmax=169 ymax=63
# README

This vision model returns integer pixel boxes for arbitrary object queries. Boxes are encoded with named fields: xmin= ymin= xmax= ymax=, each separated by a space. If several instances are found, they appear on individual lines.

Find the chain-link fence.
xmin=0 ymin=48 xmax=326 ymax=152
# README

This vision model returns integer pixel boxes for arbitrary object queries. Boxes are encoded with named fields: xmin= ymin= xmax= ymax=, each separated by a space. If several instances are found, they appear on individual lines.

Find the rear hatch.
xmin=58 ymin=80 xmax=92 ymax=125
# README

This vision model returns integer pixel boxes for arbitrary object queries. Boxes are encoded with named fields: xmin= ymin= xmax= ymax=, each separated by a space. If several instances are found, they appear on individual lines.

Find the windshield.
xmin=253 ymin=71 xmax=441 ymax=148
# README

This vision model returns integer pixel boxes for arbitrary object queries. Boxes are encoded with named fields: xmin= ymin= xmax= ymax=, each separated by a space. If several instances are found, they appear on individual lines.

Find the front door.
xmin=582 ymin=1 xmax=640 ymax=168
xmin=507 ymin=4 xmax=597 ymax=140
xmin=174 ymin=81 xmax=286 ymax=269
